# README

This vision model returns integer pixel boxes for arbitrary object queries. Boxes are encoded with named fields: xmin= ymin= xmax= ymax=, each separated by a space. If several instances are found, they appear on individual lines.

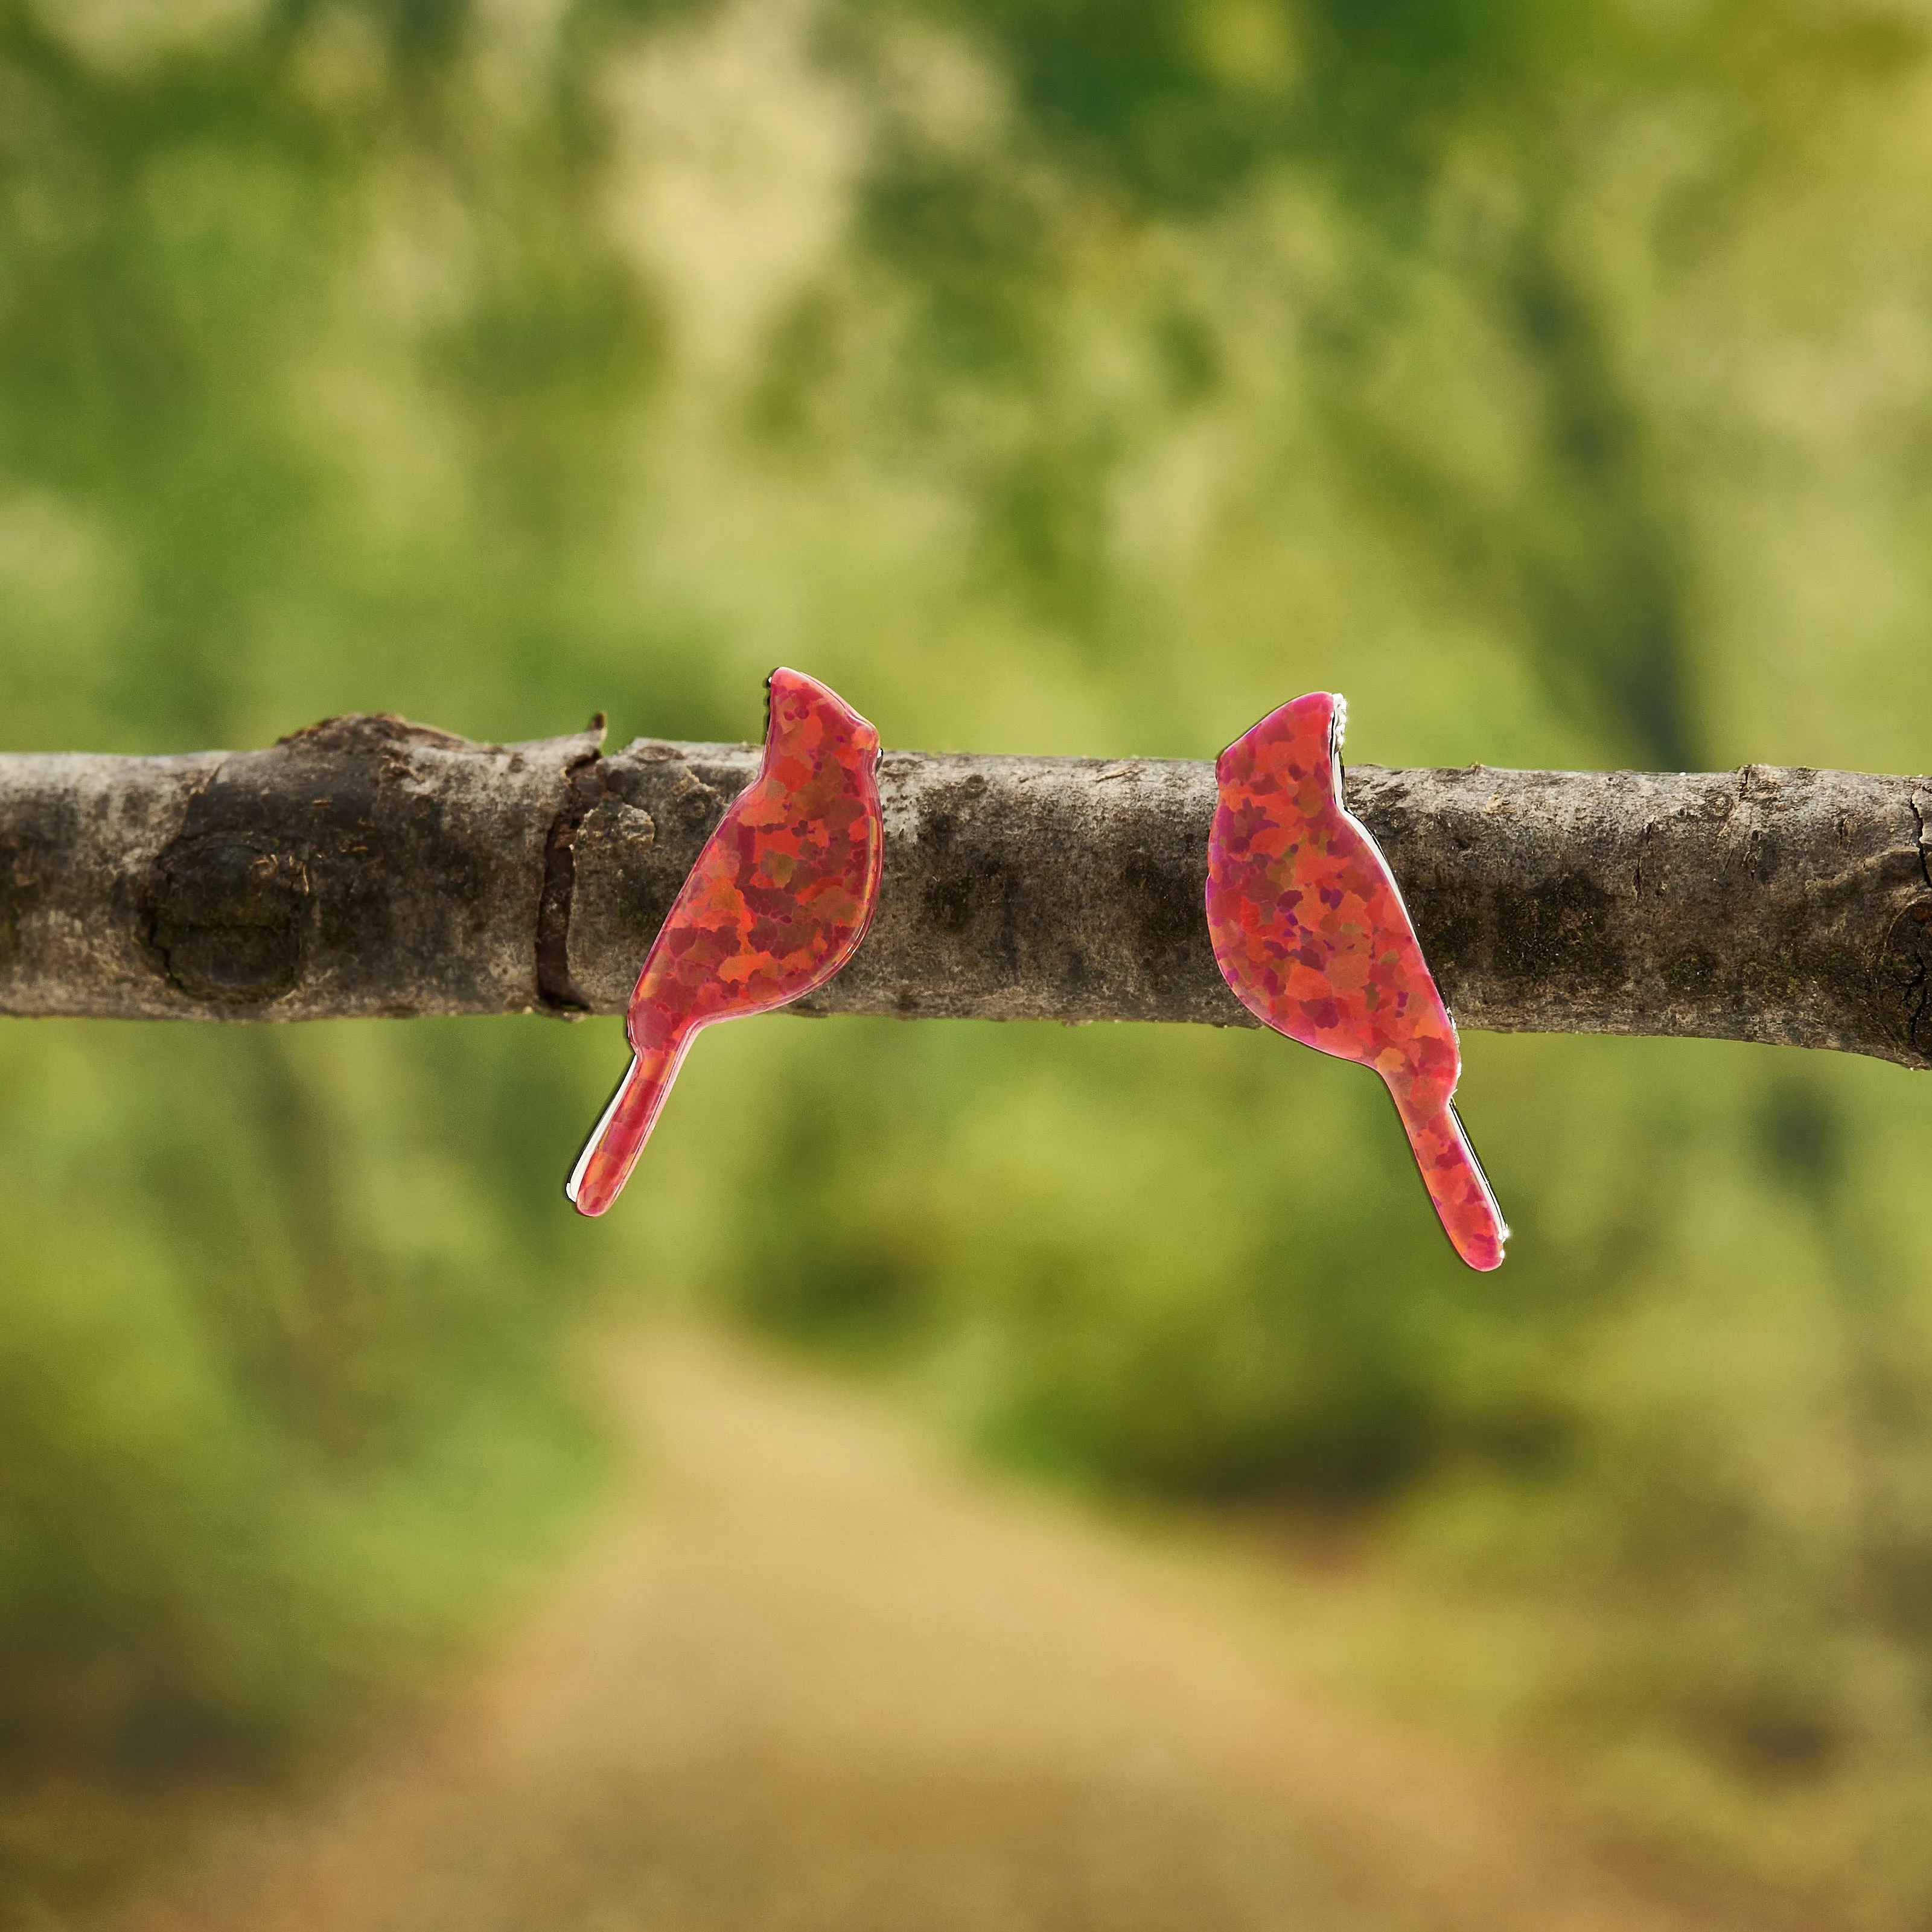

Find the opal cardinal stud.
xmin=567 ymin=667 xmax=885 ymax=1217
xmin=1205 ymin=692 xmax=1508 ymax=1270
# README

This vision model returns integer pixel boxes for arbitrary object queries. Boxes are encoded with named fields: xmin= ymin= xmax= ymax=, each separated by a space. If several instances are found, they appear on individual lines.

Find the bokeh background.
xmin=4 ymin=0 xmax=1932 ymax=1922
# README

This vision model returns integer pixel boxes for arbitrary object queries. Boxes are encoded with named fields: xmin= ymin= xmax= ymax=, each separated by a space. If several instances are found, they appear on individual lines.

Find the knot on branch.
xmin=148 ymin=834 xmax=310 ymax=1003
xmin=1879 ymin=897 xmax=1932 ymax=1063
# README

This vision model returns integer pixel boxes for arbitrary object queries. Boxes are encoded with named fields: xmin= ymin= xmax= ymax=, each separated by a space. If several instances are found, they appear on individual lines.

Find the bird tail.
xmin=566 ymin=1030 xmax=694 ymax=1218
xmin=1389 ymin=1093 xmax=1510 ymax=1272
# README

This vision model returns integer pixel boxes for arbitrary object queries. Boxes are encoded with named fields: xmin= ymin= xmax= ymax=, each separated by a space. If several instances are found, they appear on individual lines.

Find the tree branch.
xmin=1 ymin=715 xmax=1926 ymax=1069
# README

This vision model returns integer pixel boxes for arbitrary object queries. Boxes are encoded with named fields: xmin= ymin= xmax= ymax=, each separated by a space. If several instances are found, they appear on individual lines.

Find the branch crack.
xmin=535 ymin=719 xmax=607 ymax=1015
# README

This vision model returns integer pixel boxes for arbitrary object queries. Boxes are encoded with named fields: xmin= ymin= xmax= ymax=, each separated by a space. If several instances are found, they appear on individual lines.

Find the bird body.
xmin=567 ymin=668 xmax=884 ymax=1217
xmin=1206 ymin=692 xmax=1508 ymax=1271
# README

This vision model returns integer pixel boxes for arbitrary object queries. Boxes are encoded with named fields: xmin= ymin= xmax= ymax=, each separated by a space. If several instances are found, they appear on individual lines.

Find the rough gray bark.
xmin=1 ymin=714 xmax=1927 ymax=1069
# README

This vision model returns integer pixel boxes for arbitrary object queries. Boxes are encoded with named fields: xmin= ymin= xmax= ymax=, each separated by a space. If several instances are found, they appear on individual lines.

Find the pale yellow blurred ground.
xmin=95 ymin=1324 xmax=1800 ymax=1932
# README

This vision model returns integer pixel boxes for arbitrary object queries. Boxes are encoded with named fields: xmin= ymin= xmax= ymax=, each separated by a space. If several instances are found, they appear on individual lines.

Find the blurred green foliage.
xmin=4 ymin=0 xmax=1932 ymax=1909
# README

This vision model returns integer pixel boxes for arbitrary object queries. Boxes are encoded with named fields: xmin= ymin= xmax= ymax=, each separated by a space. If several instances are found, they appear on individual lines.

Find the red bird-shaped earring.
xmin=1206 ymin=692 xmax=1508 ymax=1271
xmin=567 ymin=667 xmax=884 ymax=1218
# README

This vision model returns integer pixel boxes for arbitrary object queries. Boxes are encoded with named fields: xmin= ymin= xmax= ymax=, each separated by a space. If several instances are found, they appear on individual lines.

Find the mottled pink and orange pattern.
xmin=1207 ymin=693 xmax=1508 ymax=1271
xmin=567 ymin=668 xmax=884 ymax=1218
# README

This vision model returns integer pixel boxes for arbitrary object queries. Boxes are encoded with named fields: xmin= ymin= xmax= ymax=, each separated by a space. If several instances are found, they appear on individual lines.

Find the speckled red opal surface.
xmin=568 ymin=668 xmax=884 ymax=1217
xmin=1206 ymin=692 xmax=1508 ymax=1270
